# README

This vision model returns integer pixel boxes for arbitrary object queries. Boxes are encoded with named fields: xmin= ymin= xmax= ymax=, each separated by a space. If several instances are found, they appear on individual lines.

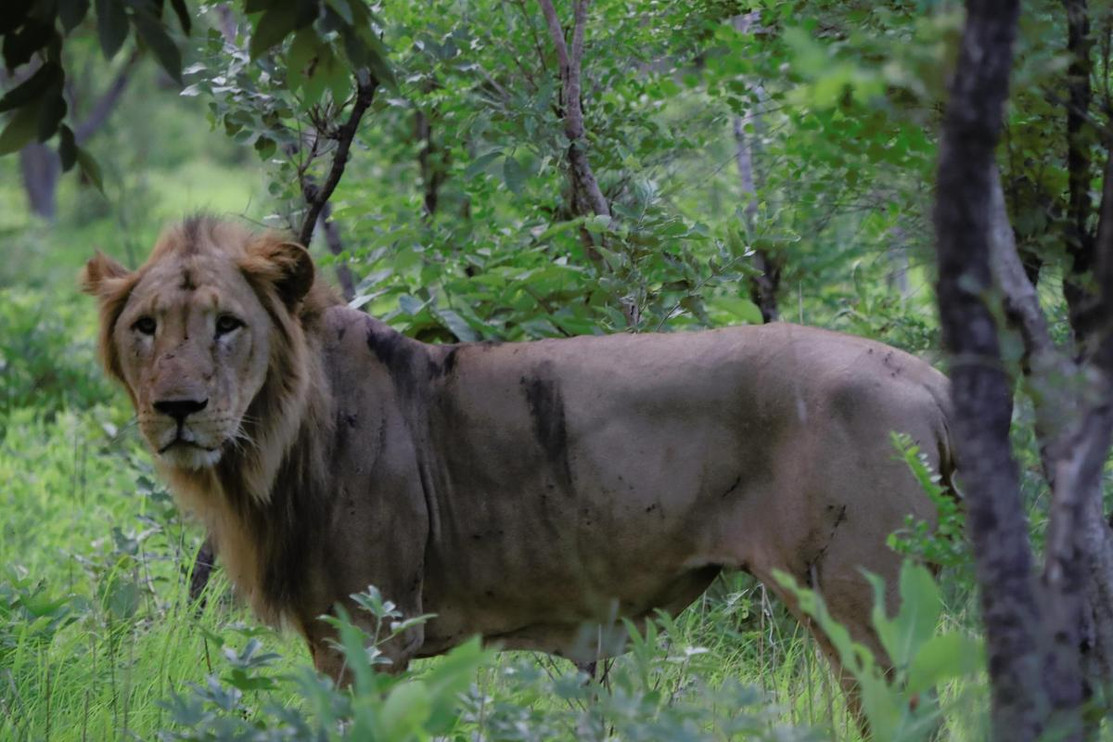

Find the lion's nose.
xmin=154 ymin=398 xmax=209 ymax=423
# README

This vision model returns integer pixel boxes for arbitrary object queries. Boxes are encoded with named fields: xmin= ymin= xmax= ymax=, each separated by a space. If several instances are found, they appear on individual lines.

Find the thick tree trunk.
xmin=933 ymin=2 xmax=1050 ymax=740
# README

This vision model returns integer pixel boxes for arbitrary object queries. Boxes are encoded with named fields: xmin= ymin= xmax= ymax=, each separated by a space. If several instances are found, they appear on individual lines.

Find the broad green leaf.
xmin=433 ymin=308 xmax=479 ymax=342
xmin=0 ymin=101 xmax=40 ymax=155
xmin=250 ymin=5 xmax=300 ymax=59
xmin=169 ymin=0 xmax=191 ymax=33
xmin=536 ymin=217 xmax=584 ymax=242
xmin=869 ymin=562 xmax=941 ymax=669
xmin=133 ymin=13 xmax=183 ymax=84
xmin=59 ymin=0 xmax=91 ymax=32
xmin=287 ymin=28 xmax=318 ymax=77
xmin=95 ymin=0 xmax=129 ymax=60
xmin=906 ymin=633 xmax=984 ymax=695
xmin=502 ymin=153 xmax=526 ymax=194
xmin=464 ymin=149 xmax=502 ymax=179
xmin=36 ymin=89 xmax=67 ymax=142
xmin=58 ymin=124 xmax=76 ymax=171
xmin=76 ymin=147 xmax=104 ymax=193
xmin=380 ymin=681 xmax=432 ymax=738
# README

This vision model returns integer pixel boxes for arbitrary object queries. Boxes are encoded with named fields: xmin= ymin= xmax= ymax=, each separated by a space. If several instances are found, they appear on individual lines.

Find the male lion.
xmin=83 ymin=216 xmax=954 ymax=707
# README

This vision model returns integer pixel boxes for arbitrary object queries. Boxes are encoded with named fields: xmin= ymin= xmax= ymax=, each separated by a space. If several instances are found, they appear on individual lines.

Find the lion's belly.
xmin=415 ymin=419 xmax=756 ymax=659
xmin=417 ymin=547 xmax=723 ymax=659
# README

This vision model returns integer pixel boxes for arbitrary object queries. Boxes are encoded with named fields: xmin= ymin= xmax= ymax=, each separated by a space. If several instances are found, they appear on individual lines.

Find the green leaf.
xmin=502 ymin=153 xmax=525 ymax=194
xmin=169 ymin=0 xmax=191 ymax=34
xmin=433 ymin=308 xmax=479 ymax=342
xmin=906 ymin=633 xmax=984 ymax=695
xmin=287 ymin=28 xmax=317 ymax=76
xmin=59 ymin=0 xmax=92 ymax=32
xmin=253 ymin=135 xmax=275 ymax=159
xmin=0 ymin=101 xmax=41 ymax=155
xmin=464 ymin=149 xmax=502 ymax=179
xmin=58 ymin=124 xmax=77 ymax=172
xmin=36 ymin=89 xmax=67 ymax=142
xmin=250 ymin=5 xmax=300 ymax=59
xmin=536 ymin=217 xmax=584 ymax=242
xmin=422 ymin=637 xmax=490 ymax=732
xmin=2 ymin=18 xmax=53 ymax=69
xmin=869 ymin=561 xmax=941 ymax=669
xmin=0 ymin=61 xmax=62 ymax=113
xmin=380 ymin=681 xmax=432 ymax=739
xmin=76 ymin=147 xmax=105 ymax=193
xmin=95 ymin=0 xmax=130 ymax=60
xmin=133 ymin=13 xmax=183 ymax=84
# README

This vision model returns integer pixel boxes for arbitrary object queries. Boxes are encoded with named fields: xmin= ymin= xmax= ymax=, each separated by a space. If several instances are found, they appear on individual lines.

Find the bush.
xmin=0 ymin=288 xmax=113 ymax=420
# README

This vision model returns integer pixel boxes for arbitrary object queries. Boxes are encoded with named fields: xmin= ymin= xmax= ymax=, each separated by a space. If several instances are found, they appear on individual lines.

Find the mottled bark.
xmin=537 ymin=0 xmax=610 ymax=222
xmin=933 ymin=1 xmax=1048 ymax=740
xmin=729 ymin=14 xmax=779 ymax=323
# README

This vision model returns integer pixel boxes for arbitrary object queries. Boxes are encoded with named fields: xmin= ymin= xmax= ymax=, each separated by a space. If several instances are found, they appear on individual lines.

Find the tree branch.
xmin=537 ymin=0 xmax=610 ymax=221
xmin=297 ymin=74 xmax=379 ymax=247
xmin=75 ymin=50 xmax=141 ymax=145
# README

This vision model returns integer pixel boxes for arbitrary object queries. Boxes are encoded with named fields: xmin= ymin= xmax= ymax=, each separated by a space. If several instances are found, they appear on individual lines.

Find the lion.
xmin=82 ymin=215 xmax=955 ymax=710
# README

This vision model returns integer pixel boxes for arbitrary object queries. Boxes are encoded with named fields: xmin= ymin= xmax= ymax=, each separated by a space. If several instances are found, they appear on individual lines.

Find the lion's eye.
xmin=215 ymin=314 xmax=244 ymax=336
xmin=133 ymin=317 xmax=156 ymax=335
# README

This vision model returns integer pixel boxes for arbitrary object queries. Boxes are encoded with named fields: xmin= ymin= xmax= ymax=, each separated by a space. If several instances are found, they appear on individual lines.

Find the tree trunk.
xmin=730 ymin=12 xmax=780 ymax=323
xmin=537 ymin=0 xmax=611 ymax=223
xmin=1064 ymin=0 xmax=1095 ymax=341
xmin=19 ymin=143 xmax=59 ymax=221
xmin=933 ymin=1 xmax=1050 ymax=740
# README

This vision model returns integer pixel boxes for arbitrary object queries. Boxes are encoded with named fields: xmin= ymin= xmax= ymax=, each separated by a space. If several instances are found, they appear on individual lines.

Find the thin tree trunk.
xmin=933 ymin=1 xmax=1049 ymax=740
xmin=16 ymin=50 xmax=138 ymax=221
xmin=730 ymin=12 xmax=779 ymax=323
xmin=1064 ymin=0 xmax=1095 ymax=341
xmin=318 ymin=201 xmax=355 ymax=301
xmin=537 ymin=0 xmax=610 ymax=222
xmin=20 ymin=143 xmax=59 ymax=220
xmin=415 ymin=108 xmax=444 ymax=219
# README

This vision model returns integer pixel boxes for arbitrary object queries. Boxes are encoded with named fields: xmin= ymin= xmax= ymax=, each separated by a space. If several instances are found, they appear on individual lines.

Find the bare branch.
xmin=75 ymin=50 xmax=141 ymax=144
xmin=298 ymin=74 xmax=379 ymax=247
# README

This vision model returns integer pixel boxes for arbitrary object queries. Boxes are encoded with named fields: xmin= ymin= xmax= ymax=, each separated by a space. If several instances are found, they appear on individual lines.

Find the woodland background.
xmin=0 ymin=0 xmax=1100 ymax=739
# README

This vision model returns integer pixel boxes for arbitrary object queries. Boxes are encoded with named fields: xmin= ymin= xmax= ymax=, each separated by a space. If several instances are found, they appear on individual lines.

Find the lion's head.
xmin=82 ymin=217 xmax=333 ymax=497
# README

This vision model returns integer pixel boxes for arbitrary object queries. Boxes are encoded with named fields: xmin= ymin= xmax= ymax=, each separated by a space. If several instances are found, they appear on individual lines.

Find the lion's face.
xmin=114 ymin=255 xmax=273 ymax=469
xmin=82 ymin=219 xmax=315 ymax=472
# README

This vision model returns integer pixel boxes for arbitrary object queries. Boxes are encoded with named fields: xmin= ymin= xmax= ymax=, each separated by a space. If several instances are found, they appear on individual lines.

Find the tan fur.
xmin=84 ymin=217 xmax=956 ymax=712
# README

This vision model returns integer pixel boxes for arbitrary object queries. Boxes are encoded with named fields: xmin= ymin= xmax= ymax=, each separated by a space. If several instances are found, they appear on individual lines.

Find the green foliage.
xmin=0 ymin=0 xmax=392 ymax=191
xmin=777 ymin=562 xmax=984 ymax=741
xmin=888 ymin=432 xmax=968 ymax=569
xmin=0 ymin=287 xmax=113 ymax=419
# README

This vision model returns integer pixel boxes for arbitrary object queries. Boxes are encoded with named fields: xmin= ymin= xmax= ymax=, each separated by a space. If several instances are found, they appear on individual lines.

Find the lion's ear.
xmin=80 ymin=251 xmax=131 ymax=296
xmin=243 ymin=237 xmax=315 ymax=308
